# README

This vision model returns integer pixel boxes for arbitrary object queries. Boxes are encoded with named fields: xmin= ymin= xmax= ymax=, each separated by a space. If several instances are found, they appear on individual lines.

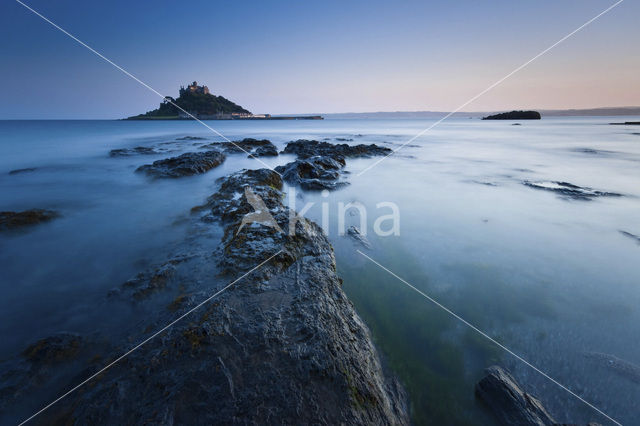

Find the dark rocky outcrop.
xmin=276 ymin=140 xmax=392 ymax=191
xmin=282 ymin=139 xmax=392 ymax=160
xmin=275 ymin=155 xmax=348 ymax=190
xmin=483 ymin=111 xmax=541 ymax=120
xmin=0 ymin=209 xmax=59 ymax=232
xmin=523 ymin=181 xmax=622 ymax=201
xmin=204 ymin=138 xmax=279 ymax=157
xmin=476 ymin=366 xmax=557 ymax=426
xmin=609 ymin=121 xmax=640 ymax=125
xmin=8 ymin=168 xmax=408 ymax=424
xmin=476 ymin=366 xmax=603 ymax=426
xmin=136 ymin=150 xmax=226 ymax=178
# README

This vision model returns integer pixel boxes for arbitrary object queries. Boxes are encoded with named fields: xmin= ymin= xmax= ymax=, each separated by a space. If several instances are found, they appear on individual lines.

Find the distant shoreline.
xmin=124 ymin=115 xmax=323 ymax=121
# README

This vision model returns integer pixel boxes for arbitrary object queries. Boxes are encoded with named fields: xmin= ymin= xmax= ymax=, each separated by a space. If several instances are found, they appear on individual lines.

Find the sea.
xmin=1 ymin=117 xmax=639 ymax=425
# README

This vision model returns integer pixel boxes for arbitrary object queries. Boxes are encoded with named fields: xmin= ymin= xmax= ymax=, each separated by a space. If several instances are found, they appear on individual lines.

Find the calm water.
xmin=1 ymin=118 xmax=639 ymax=424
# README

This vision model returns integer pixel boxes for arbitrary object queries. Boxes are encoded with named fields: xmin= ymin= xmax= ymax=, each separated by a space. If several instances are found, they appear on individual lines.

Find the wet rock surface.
xmin=5 ymin=167 xmax=409 ymax=424
xmin=476 ymin=366 xmax=557 ymax=426
xmin=277 ymin=140 xmax=392 ymax=191
xmin=282 ymin=139 xmax=392 ymax=160
xmin=276 ymin=155 xmax=347 ymax=190
xmin=346 ymin=226 xmax=372 ymax=249
xmin=523 ymin=181 xmax=622 ymax=201
xmin=476 ymin=366 xmax=601 ymax=426
xmin=204 ymin=138 xmax=279 ymax=157
xmin=0 ymin=209 xmax=59 ymax=232
xmin=136 ymin=150 xmax=226 ymax=178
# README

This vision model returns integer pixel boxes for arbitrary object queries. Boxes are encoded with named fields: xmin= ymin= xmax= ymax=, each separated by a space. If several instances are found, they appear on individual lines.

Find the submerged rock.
xmin=175 ymin=136 xmax=207 ymax=140
xmin=476 ymin=366 xmax=556 ymax=426
xmin=8 ymin=168 xmax=37 ymax=175
xmin=0 ymin=209 xmax=59 ymax=232
xmin=275 ymin=155 xmax=348 ymax=191
xmin=136 ymin=150 xmax=226 ymax=178
xmin=523 ymin=181 xmax=622 ymax=201
xmin=282 ymin=139 xmax=392 ymax=159
xmin=583 ymin=352 xmax=640 ymax=384
xmin=619 ymin=230 xmax=640 ymax=245
xmin=109 ymin=146 xmax=158 ymax=157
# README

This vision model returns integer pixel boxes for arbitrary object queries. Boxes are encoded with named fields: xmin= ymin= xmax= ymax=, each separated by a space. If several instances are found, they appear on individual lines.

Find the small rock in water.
xmin=0 ymin=209 xmax=59 ymax=232
xmin=619 ymin=230 xmax=640 ymax=245
xmin=523 ymin=180 xmax=622 ymax=201
xmin=110 ymin=146 xmax=158 ymax=157
xmin=584 ymin=351 xmax=640 ymax=384
xmin=176 ymin=136 xmax=206 ymax=140
xmin=8 ymin=167 xmax=37 ymax=175
xmin=346 ymin=226 xmax=372 ymax=249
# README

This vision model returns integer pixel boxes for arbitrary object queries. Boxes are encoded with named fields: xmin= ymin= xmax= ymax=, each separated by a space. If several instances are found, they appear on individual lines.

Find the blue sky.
xmin=1 ymin=0 xmax=638 ymax=118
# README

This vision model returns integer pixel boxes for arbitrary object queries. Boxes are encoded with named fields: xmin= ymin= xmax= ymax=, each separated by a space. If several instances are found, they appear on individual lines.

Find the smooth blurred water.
xmin=1 ymin=118 xmax=639 ymax=424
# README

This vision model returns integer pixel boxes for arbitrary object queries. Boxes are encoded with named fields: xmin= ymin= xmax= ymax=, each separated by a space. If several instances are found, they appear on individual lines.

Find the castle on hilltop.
xmin=179 ymin=81 xmax=210 ymax=96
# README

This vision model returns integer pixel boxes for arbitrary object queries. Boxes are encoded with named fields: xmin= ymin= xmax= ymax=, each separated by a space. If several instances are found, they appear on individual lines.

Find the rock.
xmin=136 ymin=150 xmax=226 ymax=178
xmin=282 ymin=139 xmax=392 ymax=160
xmin=0 ymin=209 xmax=59 ymax=232
xmin=609 ymin=121 xmax=640 ymax=125
xmin=22 ymin=333 xmax=84 ymax=365
xmin=249 ymin=143 xmax=278 ymax=157
xmin=35 ymin=168 xmax=409 ymax=424
xmin=482 ymin=111 xmax=541 ymax=120
xmin=8 ymin=168 xmax=37 ymax=175
xmin=475 ymin=366 xmax=556 ymax=426
xmin=346 ymin=226 xmax=372 ymax=249
xmin=204 ymin=138 xmax=278 ymax=157
xmin=583 ymin=352 xmax=640 ymax=384
xmin=109 ymin=146 xmax=157 ymax=157
xmin=522 ymin=181 xmax=622 ymax=201
xmin=619 ymin=230 xmax=640 ymax=245
xmin=275 ymin=156 xmax=348 ymax=191
xmin=175 ymin=136 xmax=206 ymax=140
xmin=335 ymin=137 xmax=354 ymax=141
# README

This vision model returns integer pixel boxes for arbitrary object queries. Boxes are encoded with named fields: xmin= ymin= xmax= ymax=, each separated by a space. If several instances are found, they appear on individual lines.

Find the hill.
xmin=128 ymin=81 xmax=251 ymax=119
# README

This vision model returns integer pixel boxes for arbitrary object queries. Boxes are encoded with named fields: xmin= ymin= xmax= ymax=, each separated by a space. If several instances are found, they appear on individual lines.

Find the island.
xmin=126 ymin=81 xmax=322 ymax=120
xmin=482 ymin=110 xmax=541 ymax=120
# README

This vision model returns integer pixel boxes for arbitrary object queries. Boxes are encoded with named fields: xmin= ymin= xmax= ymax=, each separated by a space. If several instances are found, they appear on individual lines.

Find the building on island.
xmin=179 ymin=81 xmax=210 ymax=96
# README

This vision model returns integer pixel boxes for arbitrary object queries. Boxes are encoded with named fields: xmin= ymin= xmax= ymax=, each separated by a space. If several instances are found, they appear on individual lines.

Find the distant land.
xmin=317 ymin=106 xmax=640 ymax=119
xmin=482 ymin=110 xmax=541 ymax=120
xmin=127 ymin=81 xmax=322 ymax=120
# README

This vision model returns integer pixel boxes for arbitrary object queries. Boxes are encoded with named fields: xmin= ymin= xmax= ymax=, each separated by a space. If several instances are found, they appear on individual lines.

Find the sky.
xmin=1 ymin=0 xmax=638 ymax=118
